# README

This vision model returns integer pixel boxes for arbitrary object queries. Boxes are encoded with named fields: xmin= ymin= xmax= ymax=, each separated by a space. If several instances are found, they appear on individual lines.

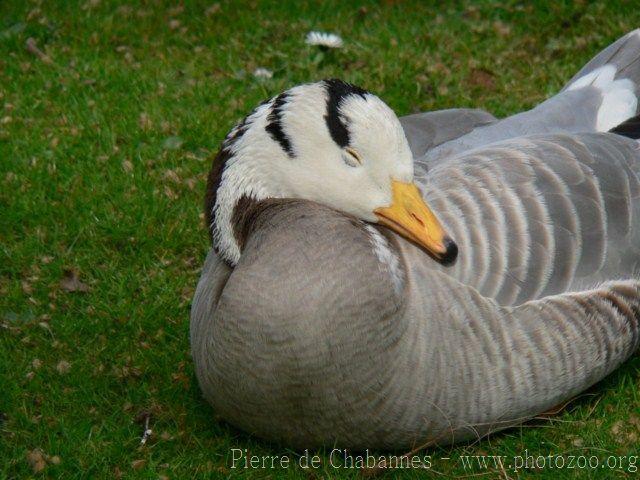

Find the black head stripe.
xmin=222 ymin=98 xmax=269 ymax=151
xmin=323 ymin=79 xmax=369 ymax=148
xmin=224 ymin=116 xmax=251 ymax=149
xmin=204 ymin=146 xmax=232 ymax=243
xmin=265 ymin=92 xmax=295 ymax=157
xmin=205 ymin=100 xmax=267 ymax=242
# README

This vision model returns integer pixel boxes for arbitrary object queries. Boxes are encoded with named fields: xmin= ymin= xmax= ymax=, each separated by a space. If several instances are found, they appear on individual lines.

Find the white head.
xmin=206 ymin=79 xmax=455 ymax=266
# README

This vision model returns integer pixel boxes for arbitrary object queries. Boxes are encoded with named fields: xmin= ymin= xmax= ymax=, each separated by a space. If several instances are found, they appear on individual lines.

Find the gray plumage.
xmin=191 ymin=30 xmax=640 ymax=449
xmin=399 ymin=108 xmax=497 ymax=158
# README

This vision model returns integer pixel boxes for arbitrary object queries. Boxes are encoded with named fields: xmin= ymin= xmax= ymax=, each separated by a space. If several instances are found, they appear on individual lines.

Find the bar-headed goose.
xmin=192 ymin=30 xmax=640 ymax=449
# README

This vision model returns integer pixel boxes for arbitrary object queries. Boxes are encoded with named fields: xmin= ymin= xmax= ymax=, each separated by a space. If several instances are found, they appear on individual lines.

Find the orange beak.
xmin=374 ymin=180 xmax=457 ymax=264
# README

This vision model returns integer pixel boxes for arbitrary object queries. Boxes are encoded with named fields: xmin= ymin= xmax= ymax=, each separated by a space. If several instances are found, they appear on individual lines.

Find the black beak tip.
xmin=439 ymin=237 xmax=458 ymax=266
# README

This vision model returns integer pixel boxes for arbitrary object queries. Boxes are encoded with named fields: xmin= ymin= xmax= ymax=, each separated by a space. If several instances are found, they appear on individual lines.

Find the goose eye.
xmin=342 ymin=148 xmax=363 ymax=168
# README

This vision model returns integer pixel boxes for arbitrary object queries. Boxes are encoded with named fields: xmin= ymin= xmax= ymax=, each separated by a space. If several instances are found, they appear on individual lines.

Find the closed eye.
xmin=342 ymin=147 xmax=363 ymax=167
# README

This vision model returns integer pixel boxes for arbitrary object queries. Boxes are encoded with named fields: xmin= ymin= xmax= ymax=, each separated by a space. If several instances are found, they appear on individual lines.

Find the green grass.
xmin=1 ymin=0 xmax=640 ymax=478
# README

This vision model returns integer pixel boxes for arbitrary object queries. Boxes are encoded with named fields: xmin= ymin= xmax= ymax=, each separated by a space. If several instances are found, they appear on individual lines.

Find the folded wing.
xmin=418 ymin=133 xmax=640 ymax=306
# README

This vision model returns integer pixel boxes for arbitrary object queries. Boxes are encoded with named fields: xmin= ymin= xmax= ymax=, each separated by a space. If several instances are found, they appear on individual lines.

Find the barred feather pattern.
xmin=191 ymin=199 xmax=640 ymax=449
xmin=190 ymin=30 xmax=640 ymax=450
xmin=418 ymin=133 xmax=640 ymax=306
xmin=191 ymin=132 xmax=640 ymax=449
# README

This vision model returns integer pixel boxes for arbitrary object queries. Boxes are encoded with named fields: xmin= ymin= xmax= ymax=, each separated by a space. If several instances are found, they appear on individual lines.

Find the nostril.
xmin=411 ymin=213 xmax=425 ymax=227
xmin=440 ymin=237 xmax=458 ymax=266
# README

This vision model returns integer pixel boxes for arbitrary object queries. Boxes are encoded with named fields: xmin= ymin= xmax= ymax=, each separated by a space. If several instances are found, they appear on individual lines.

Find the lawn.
xmin=1 ymin=0 xmax=640 ymax=478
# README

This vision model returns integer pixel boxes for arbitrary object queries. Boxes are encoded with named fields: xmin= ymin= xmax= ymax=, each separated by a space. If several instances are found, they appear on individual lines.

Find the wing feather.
xmin=420 ymin=133 xmax=640 ymax=305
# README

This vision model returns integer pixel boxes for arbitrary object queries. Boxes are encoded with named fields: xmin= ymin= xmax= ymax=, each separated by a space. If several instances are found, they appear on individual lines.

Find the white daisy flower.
xmin=305 ymin=31 xmax=343 ymax=49
xmin=253 ymin=67 xmax=273 ymax=79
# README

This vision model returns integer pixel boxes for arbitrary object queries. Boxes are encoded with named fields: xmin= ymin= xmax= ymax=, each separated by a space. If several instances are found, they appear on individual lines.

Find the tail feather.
xmin=559 ymin=30 xmax=640 ymax=131
xmin=420 ymin=31 xmax=640 ymax=160
xmin=563 ymin=29 xmax=640 ymax=97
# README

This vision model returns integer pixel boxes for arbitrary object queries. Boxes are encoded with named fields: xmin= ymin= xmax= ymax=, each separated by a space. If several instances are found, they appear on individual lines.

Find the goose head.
xmin=205 ymin=79 xmax=457 ymax=266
